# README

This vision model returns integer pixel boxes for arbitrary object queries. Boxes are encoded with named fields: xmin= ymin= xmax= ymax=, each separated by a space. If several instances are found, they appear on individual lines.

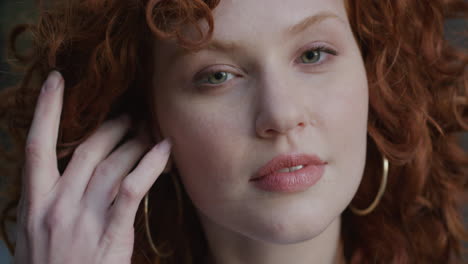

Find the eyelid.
xmin=195 ymin=69 xmax=236 ymax=86
xmin=294 ymin=42 xmax=338 ymax=66
xmin=193 ymin=66 xmax=238 ymax=86
xmin=194 ymin=65 xmax=233 ymax=81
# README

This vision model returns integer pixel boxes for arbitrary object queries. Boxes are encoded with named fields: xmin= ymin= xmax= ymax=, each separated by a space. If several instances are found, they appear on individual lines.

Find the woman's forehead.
xmin=185 ymin=0 xmax=348 ymax=38
xmin=210 ymin=0 xmax=348 ymax=25
xmin=154 ymin=0 xmax=350 ymax=61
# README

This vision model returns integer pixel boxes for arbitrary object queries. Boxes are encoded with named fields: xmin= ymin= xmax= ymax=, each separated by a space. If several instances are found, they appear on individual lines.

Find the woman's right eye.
xmin=207 ymin=71 xmax=232 ymax=84
xmin=196 ymin=70 xmax=235 ymax=86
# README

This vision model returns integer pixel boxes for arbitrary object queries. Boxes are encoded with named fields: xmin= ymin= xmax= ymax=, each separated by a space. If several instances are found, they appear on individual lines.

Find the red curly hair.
xmin=1 ymin=0 xmax=467 ymax=263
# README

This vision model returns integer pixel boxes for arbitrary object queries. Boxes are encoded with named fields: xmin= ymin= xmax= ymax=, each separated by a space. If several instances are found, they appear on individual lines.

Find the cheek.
xmin=332 ymin=83 xmax=368 ymax=175
xmin=156 ymin=100 xmax=249 ymax=203
xmin=319 ymin=59 xmax=369 ymax=197
xmin=326 ymin=82 xmax=368 ymax=142
xmin=317 ymin=50 xmax=368 ymax=149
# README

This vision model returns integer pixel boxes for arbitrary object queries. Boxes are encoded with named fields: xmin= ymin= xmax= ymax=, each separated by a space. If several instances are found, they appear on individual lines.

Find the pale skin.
xmin=14 ymin=70 xmax=172 ymax=263
xmin=153 ymin=0 xmax=367 ymax=264
xmin=14 ymin=0 xmax=368 ymax=263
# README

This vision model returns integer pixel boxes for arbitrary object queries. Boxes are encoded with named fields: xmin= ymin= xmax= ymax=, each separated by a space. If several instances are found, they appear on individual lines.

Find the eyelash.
xmin=297 ymin=45 xmax=338 ymax=65
xmin=195 ymin=45 xmax=338 ymax=88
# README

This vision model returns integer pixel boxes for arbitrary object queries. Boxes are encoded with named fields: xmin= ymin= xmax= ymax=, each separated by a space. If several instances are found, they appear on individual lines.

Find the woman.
xmin=1 ymin=0 xmax=467 ymax=263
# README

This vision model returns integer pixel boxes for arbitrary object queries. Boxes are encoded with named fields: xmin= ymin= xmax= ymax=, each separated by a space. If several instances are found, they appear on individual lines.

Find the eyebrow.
xmin=287 ymin=11 xmax=344 ymax=35
xmin=171 ymin=11 xmax=344 ymax=58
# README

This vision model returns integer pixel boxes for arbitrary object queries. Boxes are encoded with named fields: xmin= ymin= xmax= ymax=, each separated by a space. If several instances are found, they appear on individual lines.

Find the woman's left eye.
xmin=298 ymin=46 xmax=337 ymax=65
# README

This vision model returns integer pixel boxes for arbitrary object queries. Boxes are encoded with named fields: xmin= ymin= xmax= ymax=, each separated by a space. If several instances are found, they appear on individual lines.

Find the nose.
xmin=255 ymin=76 xmax=310 ymax=138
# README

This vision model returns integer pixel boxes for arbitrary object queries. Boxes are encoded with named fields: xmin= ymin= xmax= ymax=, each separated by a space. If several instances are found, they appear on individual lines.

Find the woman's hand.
xmin=13 ymin=71 xmax=172 ymax=264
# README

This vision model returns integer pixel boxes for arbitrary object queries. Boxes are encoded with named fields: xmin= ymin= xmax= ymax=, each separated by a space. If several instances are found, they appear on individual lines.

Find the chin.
xmin=237 ymin=211 xmax=339 ymax=245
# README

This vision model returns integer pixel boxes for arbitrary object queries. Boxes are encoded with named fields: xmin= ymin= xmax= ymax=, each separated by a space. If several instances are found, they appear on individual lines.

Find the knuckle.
xmin=100 ymin=227 xmax=134 ymax=251
xmin=17 ymin=202 xmax=45 ymax=240
xmin=119 ymin=180 xmax=143 ymax=200
xmin=24 ymin=215 xmax=40 ymax=237
xmin=20 ymin=207 xmax=40 ymax=235
xmin=45 ymin=209 xmax=63 ymax=230
xmin=22 ymin=200 xmax=39 ymax=220
xmin=24 ymin=140 xmax=44 ymax=164
xmin=45 ymin=202 xmax=71 ymax=231
xmin=73 ymin=144 xmax=95 ymax=162
xmin=94 ymin=162 xmax=114 ymax=177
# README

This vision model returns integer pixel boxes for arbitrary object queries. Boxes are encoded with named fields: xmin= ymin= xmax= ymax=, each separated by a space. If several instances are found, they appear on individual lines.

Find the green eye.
xmin=300 ymin=50 xmax=321 ymax=64
xmin=207 ymin=72 xmax=229 ymax=84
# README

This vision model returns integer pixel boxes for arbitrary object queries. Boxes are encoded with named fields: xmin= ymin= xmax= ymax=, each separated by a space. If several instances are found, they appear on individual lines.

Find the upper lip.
xmin=252 ymin=153 xmax=327 ymax=181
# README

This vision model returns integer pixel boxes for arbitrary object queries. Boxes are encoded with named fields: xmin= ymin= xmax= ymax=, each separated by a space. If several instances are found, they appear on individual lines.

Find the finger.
xmin=60 ymin=114 xmax=131 ymax=200
xmin=24 ymin=71 xmax=63 ymax=200
xmin=144 ymin=121 xmax=173 ymax=173
xmin=83 ymin=130 xmax=152 ymax=212
xmin=103 ymin=138 xmax=172 ymax=237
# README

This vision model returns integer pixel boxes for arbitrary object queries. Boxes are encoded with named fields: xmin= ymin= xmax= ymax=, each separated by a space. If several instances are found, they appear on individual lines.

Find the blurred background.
xmin=0 ymin=0 xmax=467 ymax=262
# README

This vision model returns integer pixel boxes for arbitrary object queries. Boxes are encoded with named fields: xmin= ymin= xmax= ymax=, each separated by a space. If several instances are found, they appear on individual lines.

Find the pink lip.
xmin=251 ymin=153 xmax=327 ymax=193
xmin=253 ymin=153 xmax=327 ymax=180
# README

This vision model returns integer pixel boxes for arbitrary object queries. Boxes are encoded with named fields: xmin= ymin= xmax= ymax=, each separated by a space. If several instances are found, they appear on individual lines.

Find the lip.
xmin=252 ymin=153 xmax=327 ymax=180
xmin=250 ymin=153 xmax=327 ymax=193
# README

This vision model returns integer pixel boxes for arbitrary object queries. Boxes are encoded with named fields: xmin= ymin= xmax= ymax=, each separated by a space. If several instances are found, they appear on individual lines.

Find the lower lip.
xmin=251 ymin=165 xmax=325 ymax=193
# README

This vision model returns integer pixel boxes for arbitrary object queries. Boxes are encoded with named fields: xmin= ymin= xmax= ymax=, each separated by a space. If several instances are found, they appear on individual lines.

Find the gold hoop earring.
xmin=144 ymin=171 xmax=181 ymax=257
xmin=349 ymin=156 xmax=389 ymax=216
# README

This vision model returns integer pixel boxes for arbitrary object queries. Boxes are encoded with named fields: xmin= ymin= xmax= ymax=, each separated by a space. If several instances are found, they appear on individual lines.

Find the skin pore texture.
xmin=152 ymin=0 xmax=369 ymax=263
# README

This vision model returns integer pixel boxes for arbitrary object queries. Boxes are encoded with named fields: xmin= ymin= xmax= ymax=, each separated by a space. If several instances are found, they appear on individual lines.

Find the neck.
xmin=200 ymin=215 xmax=345 ymax=264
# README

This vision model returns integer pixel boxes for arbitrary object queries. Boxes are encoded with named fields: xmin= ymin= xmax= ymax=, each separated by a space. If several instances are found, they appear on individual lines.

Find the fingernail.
xmin=43 ymin=71 xmax=62 ymax=91
xmin=158 ymin=138 xmax=172 ymax=154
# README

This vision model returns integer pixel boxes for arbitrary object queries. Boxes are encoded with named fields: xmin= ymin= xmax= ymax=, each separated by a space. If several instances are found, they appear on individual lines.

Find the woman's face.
xmin=152 ymin=0 xmax=368 ymax=244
